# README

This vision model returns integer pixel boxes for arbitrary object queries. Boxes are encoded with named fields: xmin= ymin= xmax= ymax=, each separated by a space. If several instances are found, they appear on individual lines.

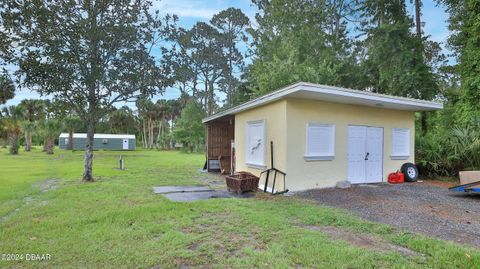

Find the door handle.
xmin=364 ymin=152 xmax=370 ymax=160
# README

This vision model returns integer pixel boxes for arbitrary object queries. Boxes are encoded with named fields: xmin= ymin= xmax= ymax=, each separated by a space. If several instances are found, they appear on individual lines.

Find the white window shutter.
xmin=246 ymin=120 xmax=266 ymax=168
xmin=305 ymin=123 xmax=335 ymax=161
xmin=391 ymin=128 xmax=410 ymax=159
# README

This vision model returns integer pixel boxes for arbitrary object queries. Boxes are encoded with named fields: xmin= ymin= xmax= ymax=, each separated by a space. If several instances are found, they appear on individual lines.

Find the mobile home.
xmin=59 ymin=133 xmax=136 ymax=151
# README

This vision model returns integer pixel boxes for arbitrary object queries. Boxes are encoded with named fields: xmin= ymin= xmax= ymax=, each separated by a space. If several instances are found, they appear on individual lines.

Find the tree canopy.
xmin=2 ymin=0 xmax=173 ymax=180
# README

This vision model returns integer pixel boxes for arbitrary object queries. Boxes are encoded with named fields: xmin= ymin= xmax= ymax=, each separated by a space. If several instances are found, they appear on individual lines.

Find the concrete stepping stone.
xmin=153 ymin=186 xmax=213 ymax=194
xmin=153 ymin=185 xmax=255 ymax=202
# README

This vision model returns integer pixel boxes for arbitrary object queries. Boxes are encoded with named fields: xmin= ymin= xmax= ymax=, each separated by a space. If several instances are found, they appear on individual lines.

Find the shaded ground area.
xmin=298 ymin=181 xmax=480 ymax=247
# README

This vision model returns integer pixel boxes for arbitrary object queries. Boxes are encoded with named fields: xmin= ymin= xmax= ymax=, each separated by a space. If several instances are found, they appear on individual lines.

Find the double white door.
xmin=348 ymin=126 xmax=383 ymax=184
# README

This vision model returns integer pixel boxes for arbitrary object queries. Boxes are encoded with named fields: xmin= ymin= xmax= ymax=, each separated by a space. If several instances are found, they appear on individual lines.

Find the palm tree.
xmin=1 ymin=106 xmax=23 ymax=154
xmin=64 ymin=116 xmax=81 ymax=150
xmin=136 ymin=99 xmax=155 ymax=149
xmin=155 ymin=100 xmax=168 ymax=148
xmin=108 ymin=107 xmax=136 ymax=134
xmin=166 ymin=99 xmax=184 ymax=149
xmin=43 ymin=119 xmax=63 ymax=154
xmin=19 ymin=99 xmax=46 ymax=151
xmin=20 ymin=121 xmax=36 ymax=151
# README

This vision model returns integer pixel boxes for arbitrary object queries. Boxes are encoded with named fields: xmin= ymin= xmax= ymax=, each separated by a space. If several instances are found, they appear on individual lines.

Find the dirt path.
xmin=297 ymin=181 xmax=480 ymax=248
xmin=1 ymin=179 xmax=59 ymax=222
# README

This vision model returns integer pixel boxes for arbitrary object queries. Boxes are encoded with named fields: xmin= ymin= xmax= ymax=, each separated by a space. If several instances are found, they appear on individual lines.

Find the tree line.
xmin=0 ymin=97 xmax=204 ymax=154
xmin=0 ymin=0 xmax=478 ymax=180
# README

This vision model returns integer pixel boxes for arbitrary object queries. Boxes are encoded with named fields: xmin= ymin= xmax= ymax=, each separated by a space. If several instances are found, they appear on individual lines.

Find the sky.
xmin=3 ymin=0 xmax=451 ymax=108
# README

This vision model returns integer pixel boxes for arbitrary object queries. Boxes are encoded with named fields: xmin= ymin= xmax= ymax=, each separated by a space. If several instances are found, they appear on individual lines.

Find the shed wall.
xmin=59 ymin=137 xmax=136 ymax=150
xmin=234 ymin=100 xmax=288 ymax=191
xmin=285 ymin=98 xmax=415 ymax=191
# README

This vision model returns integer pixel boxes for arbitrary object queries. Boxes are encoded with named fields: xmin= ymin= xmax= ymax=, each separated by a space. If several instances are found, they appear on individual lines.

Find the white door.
xmin=365 ymin=127 xmax=383 ymax=183
xmin=348 ymin=126 xmax=383 ymax=184
xmin=348 ymin=126 xmax=367 ymax=184
xmin=122 ymin=139 xmax=129 ymax=150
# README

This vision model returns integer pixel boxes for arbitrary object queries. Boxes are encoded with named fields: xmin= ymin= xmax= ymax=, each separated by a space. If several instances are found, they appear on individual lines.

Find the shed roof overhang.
xmin=202 ymin=82 xmax=443 ymax=123
xmin=59 ymin=133 xmax=136 ymax=139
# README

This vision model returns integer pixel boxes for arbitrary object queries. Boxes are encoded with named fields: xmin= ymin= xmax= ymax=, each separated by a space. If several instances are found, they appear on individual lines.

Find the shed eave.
xmin=59 ymin=133 xmax=136 ymax=139
xmin=202 ymin=82 xmax=443 ymax=123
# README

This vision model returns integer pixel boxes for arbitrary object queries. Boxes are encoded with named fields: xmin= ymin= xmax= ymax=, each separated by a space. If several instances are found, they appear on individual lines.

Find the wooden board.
xmin=459 ymin=171 xmax=480 ymax=185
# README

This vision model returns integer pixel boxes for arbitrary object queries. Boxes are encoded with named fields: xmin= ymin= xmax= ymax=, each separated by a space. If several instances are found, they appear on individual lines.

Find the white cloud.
xmin=152 ymin=0 xmax=220 ymax=19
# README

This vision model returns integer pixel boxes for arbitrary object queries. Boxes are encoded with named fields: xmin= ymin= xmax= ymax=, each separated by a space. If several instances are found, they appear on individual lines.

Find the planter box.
xmin=225 ymin=172 xmax=259 ymax=194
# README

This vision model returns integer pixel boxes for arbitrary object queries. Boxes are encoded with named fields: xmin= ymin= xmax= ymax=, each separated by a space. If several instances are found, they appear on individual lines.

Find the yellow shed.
xmin=203 ymin=82 xmax=443 ymax=192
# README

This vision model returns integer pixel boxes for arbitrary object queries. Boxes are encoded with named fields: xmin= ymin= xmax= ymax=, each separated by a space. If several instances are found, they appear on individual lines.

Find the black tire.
xmin=401 ymin=163 xmax=418 ymax=182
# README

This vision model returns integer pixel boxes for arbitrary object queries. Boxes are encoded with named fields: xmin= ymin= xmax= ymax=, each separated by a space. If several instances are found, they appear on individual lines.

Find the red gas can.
xmin=388 ymin=172 xmax=404 ymax=184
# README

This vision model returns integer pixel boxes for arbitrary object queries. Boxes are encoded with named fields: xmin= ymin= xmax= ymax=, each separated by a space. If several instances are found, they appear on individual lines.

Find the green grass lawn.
xmin=0 ymin=147 xmax=479 ymax=268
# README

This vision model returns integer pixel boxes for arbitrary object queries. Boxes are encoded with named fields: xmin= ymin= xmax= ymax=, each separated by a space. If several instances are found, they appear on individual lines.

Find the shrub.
xmin=416 ymin=125 xmax=480 ymax=178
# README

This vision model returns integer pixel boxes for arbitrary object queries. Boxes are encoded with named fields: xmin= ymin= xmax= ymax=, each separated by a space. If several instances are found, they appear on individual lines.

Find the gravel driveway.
xmin=297 ymin=181 xmax=480 ymax=247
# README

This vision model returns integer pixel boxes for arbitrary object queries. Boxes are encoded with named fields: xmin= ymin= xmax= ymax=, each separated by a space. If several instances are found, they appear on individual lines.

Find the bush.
xmin=416 ymin=125 xmax=480 ymax=178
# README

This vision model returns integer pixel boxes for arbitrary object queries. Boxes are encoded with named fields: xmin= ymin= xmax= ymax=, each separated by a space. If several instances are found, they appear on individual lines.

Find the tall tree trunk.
xmin=1 ymin=133 xmax=7 ymax=148
xmin=227 ymin=46 xmax=233 ymax=108
xmin=83 ymin=122 xmax=95 ymax=182
xmin=208 ymin=80 xmax=215 ymax=116
xmin=204 ymin=79 xmax=208 ymax=113
xmin=46 ymin=137 xmax=54 ymax=154
xmin=414 ymin=0 xmax=428 ymax=135
xmin=150 ymin=118 xmax=154 ymax=149
xmin=28 ymin=133 xmax=32 ymax=151
xmin=193 ymin=68 xmax=198 ymax=99
xmin=24 ymin=132 xmax=28 ymax=151
xmin=67 ymin=129 xmax=74 ymax=150
xmin=24 ymin=132 xmax=30 ymax=151
xmin=415 ymin=0 xmax=422 ymax=40
xmin=148 ymin=118 xmax=151 ymax=149
xmin=9 ymin=131 xmax=19 ymax=155
xmin=157 ymin=119 xmax=163 ymax=148
xmin=142 ymin=120 xmax=147 ymax=148
xmin=378 ymin=1 xmax=385 ymax=27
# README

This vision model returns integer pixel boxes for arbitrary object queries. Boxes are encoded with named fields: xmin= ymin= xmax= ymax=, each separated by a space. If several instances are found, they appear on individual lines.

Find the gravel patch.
xmin=297 ymin=182 xmax=480 ymax=247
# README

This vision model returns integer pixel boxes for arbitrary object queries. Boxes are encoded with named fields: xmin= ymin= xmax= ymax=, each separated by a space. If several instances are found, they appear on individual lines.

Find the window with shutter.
xmin=391 ymin=128 xmax=410 ymax=159
xmin=305 ymin=123 xmax=335 ymax=161
xmin=246 ymin=120 xmax=266 ymax=168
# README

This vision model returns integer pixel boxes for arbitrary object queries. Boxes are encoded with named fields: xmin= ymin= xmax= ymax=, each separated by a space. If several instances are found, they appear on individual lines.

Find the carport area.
xmin=298 ymin=181 xmax=480 ymax=247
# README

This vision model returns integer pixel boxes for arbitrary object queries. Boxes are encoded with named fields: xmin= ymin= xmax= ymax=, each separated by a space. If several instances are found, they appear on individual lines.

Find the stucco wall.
xmin=285 ymin=98 xmax=415 ymax=191
xmin=234 ymin=100 xmax=288 ymax=191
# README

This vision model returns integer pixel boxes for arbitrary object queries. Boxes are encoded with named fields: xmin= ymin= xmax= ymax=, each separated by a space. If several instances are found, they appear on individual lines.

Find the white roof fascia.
xmin=202 ymin=82 xmax=443 ymax=123
xmin=202 ymin=82 xmax=302 ymax=123
xmin=59 ymin=133 xmax=136 ymax=139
